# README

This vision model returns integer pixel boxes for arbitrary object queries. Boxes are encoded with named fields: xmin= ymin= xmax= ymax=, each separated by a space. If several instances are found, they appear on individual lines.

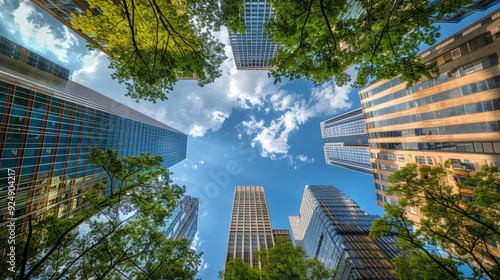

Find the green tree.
xmin=0 ymin=147 xmax=201 ymax=280
xmin=220 ymin=237 xmax=335 ymax=279
xmin=370 ymin=162 xmax=500 ymax=280
xmin=72 ymin=0 xmax=226 ymax=103
xmin=265 ymin=0 xmax=478 ymax=88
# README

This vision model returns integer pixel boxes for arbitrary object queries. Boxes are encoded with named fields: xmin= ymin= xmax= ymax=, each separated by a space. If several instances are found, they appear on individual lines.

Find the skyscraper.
xmin=0 ymin=37 xmax=187 ymax=237
xmin=229 ymin=0 xmax=280 ymax=70
xmin=289 ymin=185 xmax=399 ymax=280
xmin=321 ymin=108 xmax=372 ymax=175
xmin=225 ymin=186 xmax=275 ymax=269
xmin=164 ymin=196 xmax=199 ymax=245
xmin=359 ymin=8 xmax=500 ymax=215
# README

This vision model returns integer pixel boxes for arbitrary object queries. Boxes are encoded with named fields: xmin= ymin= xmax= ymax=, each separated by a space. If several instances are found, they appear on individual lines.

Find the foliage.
xmin=220 ymin=238 xmax=335 ymax=279
xmin=370 ymin=163 xmax=500 ymax=280
xmin=265 ymin=0 xmax=477 ymax=88
xmin=0 ymin=147 xmax=201 ymax=280
xmin=72 ymin=0 xmax=226 ymax=103
xmin=221 ymin=0 xmax=247 ymax=33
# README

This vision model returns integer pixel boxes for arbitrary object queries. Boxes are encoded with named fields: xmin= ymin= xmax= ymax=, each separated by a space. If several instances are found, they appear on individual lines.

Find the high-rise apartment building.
xmin=321 ymin=108 xmax=372 ymax=175
xmin=0 ymin=37 xmax=187 ymax=237
xmin=289 ymin=185 xmax=399 ymax=280
xmin=359 ymin=8 xmax=500 ymax=212
xmin=164 ymin=196 xmax=198 ymax=245
xmin=225 ymin=186 xmax=275 ymax=269
xmin=229 ymin=0 xmax=280 ymax=70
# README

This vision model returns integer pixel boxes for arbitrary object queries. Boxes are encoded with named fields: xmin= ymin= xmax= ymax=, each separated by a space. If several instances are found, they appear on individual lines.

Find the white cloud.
xmin=12 ymin=0 xmax=79 ymax=63
xmin=202 ymin=211 xmax=208 ymax=217
xmin=198 ymin=160 xmax=205 ymax=165
xmin=241 ymin=78 xmax=353 ymax=159
xmin=297 ymin=155 xmax=315 ymax=163
xmin=193 ymin=164 xmax=198 ymax=170
xmin=66 ymin=27 xmax=281 ymax=138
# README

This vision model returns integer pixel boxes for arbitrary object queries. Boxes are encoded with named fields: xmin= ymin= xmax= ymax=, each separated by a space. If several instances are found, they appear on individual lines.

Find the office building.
xmin=359 ymin=8 xmax=500 ymax=210
xmin=272 ymin=229 xmax=292 ymax=243
xmin=164 ymin=196 xmax=198 ymax=245
xmin=0 ymin=37 xmax=187 ymax=237
xmin=358 ymin=9 xmax=500 ymax=263
xmin=225 ymin=186 xmax=275 ymax=269
xmin=289 ymin=185 xmax=399 ymax=280
xmin=321 ymin=108 xmax=372 ymax=175
xmin=229 ymin=0 xmax=280 ymax=70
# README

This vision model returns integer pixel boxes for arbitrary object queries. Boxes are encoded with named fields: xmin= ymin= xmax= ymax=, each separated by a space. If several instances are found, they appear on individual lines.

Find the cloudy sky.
xmin=1 ymin=0 xmax=499 ymax=278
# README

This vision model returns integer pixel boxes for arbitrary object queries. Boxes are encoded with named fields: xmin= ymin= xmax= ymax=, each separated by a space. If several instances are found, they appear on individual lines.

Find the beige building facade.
xmin=359 ymin=8 xmax=500 ymax=256
xmin=224 ymin=186 xmax=275 ymax=270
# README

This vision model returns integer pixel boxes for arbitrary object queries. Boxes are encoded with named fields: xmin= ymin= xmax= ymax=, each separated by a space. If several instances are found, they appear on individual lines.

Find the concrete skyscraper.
xmin=164 ymin=196 xmax=199 ymax=245
xmin=0 ymin=36 xmax=187 ymax=237
xmin=225 ymin=186 xmax=275 ymax=269
xmin=321 ymin=108 xmax=372 ymax=175
xmin=229 ymin=0 xmax=280 ymax=70
xmin=289 ymin=185 xmax=399 ymax=280
xmin=360 ymin=8 xmax=500 ymax=216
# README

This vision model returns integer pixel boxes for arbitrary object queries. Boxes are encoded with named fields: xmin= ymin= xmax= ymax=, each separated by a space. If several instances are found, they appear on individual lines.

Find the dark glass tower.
xmin=289 ymin=185 xmax=399 ymax=280
xmin=164 ymin=196 xmax=199 ymax=245
xmin=321 ymin=108 xmax=372 ymax=175
xmin=0 ymin=38 xmax=187 ymax=237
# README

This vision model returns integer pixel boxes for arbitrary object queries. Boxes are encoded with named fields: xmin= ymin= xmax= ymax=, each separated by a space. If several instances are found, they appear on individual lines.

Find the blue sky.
xmin=1 ymin=1 xmax=500 ymax=278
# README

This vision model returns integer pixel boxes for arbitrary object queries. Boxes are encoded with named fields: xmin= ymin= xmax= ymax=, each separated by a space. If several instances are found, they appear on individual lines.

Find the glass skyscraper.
xmin=229 ymin=0 xmax=280 ymax=70
xmin=289 ymin=185 xmax=399 ymax=280
xmin=0 ymin=37 xmax=187 ymax=237
xmin=321 ymin=108 xmax=372 ymax=175
xmin=164 ymin=196 xmax=198 ymax=245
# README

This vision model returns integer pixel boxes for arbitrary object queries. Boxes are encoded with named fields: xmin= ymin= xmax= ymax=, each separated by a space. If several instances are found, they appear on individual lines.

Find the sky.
xmin=1 ymin=1 xmax=500 ymax=278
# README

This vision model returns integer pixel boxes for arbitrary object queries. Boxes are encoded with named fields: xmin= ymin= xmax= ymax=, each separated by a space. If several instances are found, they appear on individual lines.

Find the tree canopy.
xmin=220 ymin=237 xmax=335 ymax=280
xmin=264 ymin=0 xmax=478 ymax=88
xmin=72 ymin=0 xmax=227 ymax=103
xmin=0 ymin=147 xmax=201 ymax=280
xmin=370 ymin=162 xmax=500 ymax=280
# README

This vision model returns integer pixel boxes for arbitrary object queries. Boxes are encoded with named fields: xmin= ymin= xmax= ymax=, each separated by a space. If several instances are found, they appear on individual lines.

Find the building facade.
xmin=289 ymin=185 xmax=399 ymax=280
xmin=225 ymin=186 xmax=275 ymax=269
xmin=229 ymin=0 xmax=280 ymax=70
xmin=321 ymin=108 xmax=372 ymax=175
xmin=0 ymin=38 xmax=187 ymax=237
xmin=164 ymin=196 xmax=198 ymax=245
xmin=359 ymin=8 xmax=500 ymax=212
xmin=272 ymin=229 xmax=292 ymax=242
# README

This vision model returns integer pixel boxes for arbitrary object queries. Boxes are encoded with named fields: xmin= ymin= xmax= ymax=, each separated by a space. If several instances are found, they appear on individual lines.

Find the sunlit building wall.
xmin=0 ymin=39 xmax=187 ymax=238
xmin=321 ymin=108 xmax=372 ymax=175
xmin=225 ymin=186 xmax=275 ymax=270
xmin=359 ymin=8 xmax=500 ymax=250
xmin=289 ymin=185 xmax=399 ymax=280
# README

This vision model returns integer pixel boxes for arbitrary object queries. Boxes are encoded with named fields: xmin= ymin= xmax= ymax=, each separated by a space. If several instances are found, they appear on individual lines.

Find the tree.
xmin=220 ymin=237 xmax=335 ymax=279
xmin=72 ymin=0 xmax=227 ymax=103
xmin=370 ymin=162 xmax=500 ymax=280
xmin=265 ymin=0 xmax=478 ymax=88
xmin=0 ymin=147 xmax=201 ymax=279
